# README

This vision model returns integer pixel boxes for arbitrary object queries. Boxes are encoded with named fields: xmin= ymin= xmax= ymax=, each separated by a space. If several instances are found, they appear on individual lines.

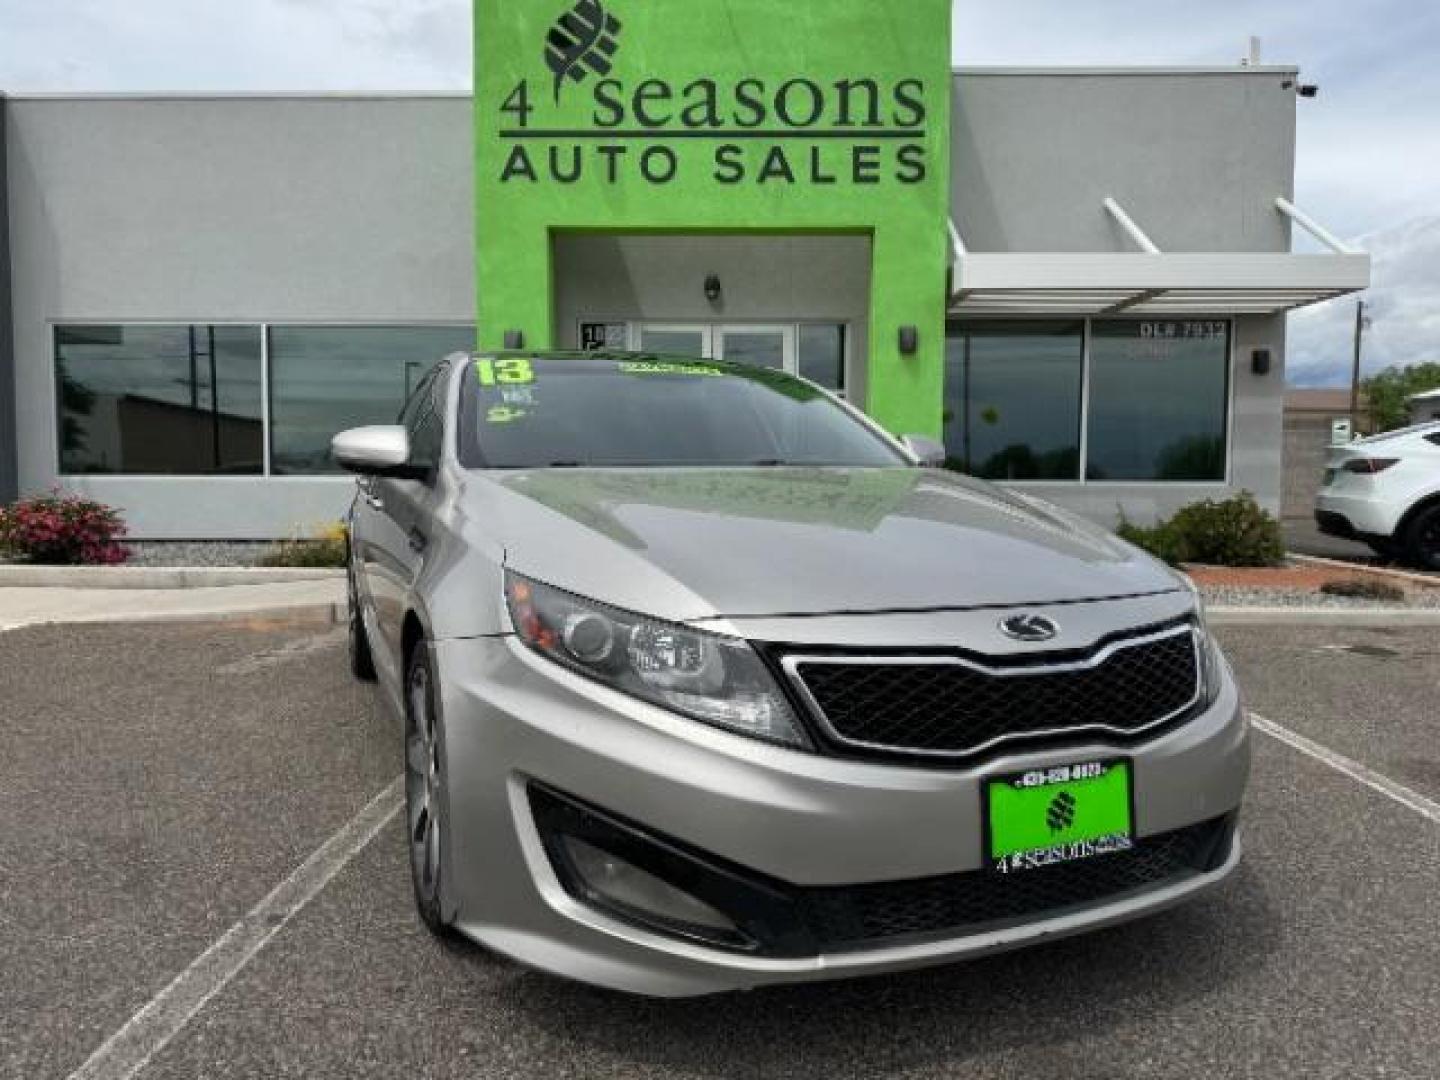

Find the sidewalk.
xmin=0 ymin=579 xmax=345 ymax=632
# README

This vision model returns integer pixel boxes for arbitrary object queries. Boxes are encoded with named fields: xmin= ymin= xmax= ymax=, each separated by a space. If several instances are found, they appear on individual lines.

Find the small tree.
xmin=1362 ymin=362 xmax=1440 ymax=433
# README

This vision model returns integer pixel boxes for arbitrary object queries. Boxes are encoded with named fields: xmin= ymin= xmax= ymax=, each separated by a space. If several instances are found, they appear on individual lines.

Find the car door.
xmin=370 ymin=365 xmax=448 ymax=670
xmin=360 ymin=367 xmax=443 ymax=681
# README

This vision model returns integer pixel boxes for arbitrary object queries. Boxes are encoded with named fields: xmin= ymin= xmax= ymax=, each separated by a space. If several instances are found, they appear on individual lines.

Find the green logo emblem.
xmin=1046 ymin=791 xmax=1077 ymax=833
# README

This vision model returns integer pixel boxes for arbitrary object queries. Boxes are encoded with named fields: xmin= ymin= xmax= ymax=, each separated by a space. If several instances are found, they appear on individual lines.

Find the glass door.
xmin=635 ymin=323 xmax=712 ymax=358
xmin=715 ymin=326 xmax=794 ymax=372
xmin=626 ymin=322 xmax=843 ymax=392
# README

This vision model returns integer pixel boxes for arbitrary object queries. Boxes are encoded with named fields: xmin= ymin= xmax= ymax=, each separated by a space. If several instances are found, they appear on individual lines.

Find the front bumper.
xmin=433 ymin=633 xmax=1249 ymax=997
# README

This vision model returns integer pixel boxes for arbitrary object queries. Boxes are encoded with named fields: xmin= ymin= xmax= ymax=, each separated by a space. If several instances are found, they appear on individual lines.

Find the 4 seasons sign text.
xmin=497 ymin=76 xmax=931 ymax=186
xmin=499 ymin=2 xmax=932 ymax=187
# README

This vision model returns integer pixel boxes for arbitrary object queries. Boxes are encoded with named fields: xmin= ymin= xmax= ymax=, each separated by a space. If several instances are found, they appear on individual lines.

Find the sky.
xmin=2 ymin=0 xmax=1437 ymax=388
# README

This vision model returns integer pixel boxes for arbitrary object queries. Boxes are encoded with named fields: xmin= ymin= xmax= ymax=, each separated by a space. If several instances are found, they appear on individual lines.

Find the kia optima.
xmin=333 ymin=351 xmax=1248 ymax=997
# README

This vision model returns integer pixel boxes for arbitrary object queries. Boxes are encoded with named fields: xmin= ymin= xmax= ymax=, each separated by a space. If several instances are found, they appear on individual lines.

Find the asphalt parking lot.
xmin=3 ymin=619 xmax=1438 ymax=1080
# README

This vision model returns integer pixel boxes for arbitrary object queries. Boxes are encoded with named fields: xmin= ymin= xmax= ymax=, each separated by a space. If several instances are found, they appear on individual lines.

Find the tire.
xmin=1364 ymin=537 xmax=1398 ymax=561
xmin=347 ymin=565 xmax=377 ymax=682
xmin=404 ymin=640 xmax=453 ymax=936
xmin=1403 ymin=504 xmax=1440 ymax=571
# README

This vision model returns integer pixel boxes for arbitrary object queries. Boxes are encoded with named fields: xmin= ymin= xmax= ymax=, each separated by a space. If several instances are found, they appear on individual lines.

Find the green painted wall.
xmin=474 ymin=0 xmax=952 ymax=435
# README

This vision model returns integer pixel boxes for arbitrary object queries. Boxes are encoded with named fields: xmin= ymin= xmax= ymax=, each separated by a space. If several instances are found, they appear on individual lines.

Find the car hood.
xmin=473 ymin=467 xmax=1180 ymax=621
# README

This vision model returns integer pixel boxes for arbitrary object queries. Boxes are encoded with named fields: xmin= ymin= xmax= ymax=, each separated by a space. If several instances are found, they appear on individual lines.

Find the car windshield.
xmin=457 ymin=354 xmax=907 ymax=469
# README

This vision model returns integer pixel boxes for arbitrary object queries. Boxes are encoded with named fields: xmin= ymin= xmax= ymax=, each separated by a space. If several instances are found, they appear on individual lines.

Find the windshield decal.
xmin=617 ymin=360 xmax=725 ymax=378
xmin=486 ymin=404 xmax=530 ymax=424
xmin=476 ymin=358 xmax=537 ymax=386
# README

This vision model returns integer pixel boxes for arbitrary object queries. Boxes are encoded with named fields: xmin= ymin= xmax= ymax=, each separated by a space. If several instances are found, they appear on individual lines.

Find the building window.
xmin=55 ymin=324 xmax=264 ymax=475
xmin=1086 ymin=321 xmax=1230 ymax=481
xmin=266 ymin=325 xmax=475 ymax=475
xmin=944 ymin=322 xmax=1084 ymax=480
xmin=798 ymin=324 xmax=846 ymax=393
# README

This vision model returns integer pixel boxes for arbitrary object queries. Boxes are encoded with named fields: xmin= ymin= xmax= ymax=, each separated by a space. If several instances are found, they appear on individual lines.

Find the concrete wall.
xmin=951 ymin=68 xmax=1297 ymax=253
xmin=6 ymin=96 xmax=475 ymax=537
xmin=0 ymin=96 xmax=16 ymax=504
xmin=1284 ymin=415 xmax=1342 ymax=521
xmin=553 ymin=234 xmax=871 ymax=402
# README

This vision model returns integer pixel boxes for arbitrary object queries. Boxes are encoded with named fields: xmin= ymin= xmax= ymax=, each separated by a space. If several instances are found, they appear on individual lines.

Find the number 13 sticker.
xmin=476 ymin=358 xmax=535 ymax=386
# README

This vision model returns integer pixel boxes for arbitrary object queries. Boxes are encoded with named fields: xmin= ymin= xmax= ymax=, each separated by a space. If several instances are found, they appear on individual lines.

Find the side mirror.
xmin=332 ymin=426 xmax=427 ymax=479
xmin=900 ymin=434 xmax=948 ymax=468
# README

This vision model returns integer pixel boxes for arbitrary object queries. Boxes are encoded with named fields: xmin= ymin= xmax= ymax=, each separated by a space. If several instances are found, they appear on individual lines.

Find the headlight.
xmin=1184 ymin=577 xmax=1226 ymax=709
xmin=504 ymin=572 xmax=810 ymax=749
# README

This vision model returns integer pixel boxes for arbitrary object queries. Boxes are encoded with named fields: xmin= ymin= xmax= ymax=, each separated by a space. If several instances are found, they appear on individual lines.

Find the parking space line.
xmin=1250 ymin=712 xmax=1440 ymax=825
xmin=66 ymin=777 xmax=404 ymax=1080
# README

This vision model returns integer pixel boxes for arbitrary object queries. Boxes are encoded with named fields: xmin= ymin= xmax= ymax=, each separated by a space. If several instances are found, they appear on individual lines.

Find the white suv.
xmin=1316 ymin=421 xmax=1440 ymax=569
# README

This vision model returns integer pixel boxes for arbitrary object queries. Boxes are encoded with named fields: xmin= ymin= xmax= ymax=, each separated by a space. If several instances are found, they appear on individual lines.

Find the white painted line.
xmin=1249 ymin=712 xmax=1440 ymax=825
xmin=66 ymin=777 xmax=404 ymax=1080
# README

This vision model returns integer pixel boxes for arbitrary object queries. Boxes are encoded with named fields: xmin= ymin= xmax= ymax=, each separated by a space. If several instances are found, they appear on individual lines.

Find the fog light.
xmin=563 ymin=837 xmax=738 ymax=934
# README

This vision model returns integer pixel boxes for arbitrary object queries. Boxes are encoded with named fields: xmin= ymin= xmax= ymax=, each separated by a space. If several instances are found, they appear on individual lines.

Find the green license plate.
xmin=985 ymin=760 xmax=1134 ymax=874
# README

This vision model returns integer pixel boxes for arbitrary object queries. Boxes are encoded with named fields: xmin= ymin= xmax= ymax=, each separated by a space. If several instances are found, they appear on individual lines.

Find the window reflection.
xmin=944 ymin=322 xmax=1084 ymax=481
xmin=267 ymin=326 xmax=475 ymax=475
xmin=1086 ymin=321 xmax=1229 ymax=481
xmin=55 ymin=325 xmax=264 ymax=475
xmin=798 ymin=324 xmax=846 ymax=392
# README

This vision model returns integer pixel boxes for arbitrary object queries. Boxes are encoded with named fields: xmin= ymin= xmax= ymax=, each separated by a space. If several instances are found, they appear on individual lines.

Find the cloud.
xmin=0 ymin=0 xmax=472 ymax=93
xmin=1288 ymin=216 xmax=1440 ymax=387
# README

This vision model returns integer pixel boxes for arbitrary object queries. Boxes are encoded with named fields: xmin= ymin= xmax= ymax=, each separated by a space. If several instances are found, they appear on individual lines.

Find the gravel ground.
xmin=123 ymin=541 xmax=279 ymax=567
xmin=1199 ymin=584 xmax=1440 ymax=608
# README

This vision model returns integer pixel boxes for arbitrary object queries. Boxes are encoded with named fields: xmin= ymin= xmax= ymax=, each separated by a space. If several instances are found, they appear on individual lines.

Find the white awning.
xmin=948 ymin=198 xmax=1371 ymax=317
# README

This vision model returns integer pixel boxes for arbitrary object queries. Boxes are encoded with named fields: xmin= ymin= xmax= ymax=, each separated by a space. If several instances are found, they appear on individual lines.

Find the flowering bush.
xmin=0 ymin=491 xmax=130 ymax=565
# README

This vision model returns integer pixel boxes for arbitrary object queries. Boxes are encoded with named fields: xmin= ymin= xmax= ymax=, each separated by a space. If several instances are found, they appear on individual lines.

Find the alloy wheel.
xmin=405 ymin=660 xmax=442 ymax=907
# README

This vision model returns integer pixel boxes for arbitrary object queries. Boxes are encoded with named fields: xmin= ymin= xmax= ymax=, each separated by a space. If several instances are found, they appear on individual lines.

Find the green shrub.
xmin=1115 ymin=519 xmax=1187 ymax=567
xmin=1117 ymin=493 xmax=1284 ymax=568
xmin=1319 ymin=577 xmax=1405 ymax=602
xmin=260 ymin=521 xmax=348 ymax=568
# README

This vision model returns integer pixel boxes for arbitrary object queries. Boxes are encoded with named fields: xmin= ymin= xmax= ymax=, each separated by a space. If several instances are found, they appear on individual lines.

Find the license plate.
xmin=985 ymin=760 xmax=1134 ymax=874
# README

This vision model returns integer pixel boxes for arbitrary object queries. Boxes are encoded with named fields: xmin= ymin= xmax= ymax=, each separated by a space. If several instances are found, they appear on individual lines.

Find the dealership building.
xmin=0 ymin=0 xmax=1370 ymax=538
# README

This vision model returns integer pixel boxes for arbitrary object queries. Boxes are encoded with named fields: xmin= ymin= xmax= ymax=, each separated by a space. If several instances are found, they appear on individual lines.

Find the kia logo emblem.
xmin=999 ymin=614 xmax=1059 ymax=643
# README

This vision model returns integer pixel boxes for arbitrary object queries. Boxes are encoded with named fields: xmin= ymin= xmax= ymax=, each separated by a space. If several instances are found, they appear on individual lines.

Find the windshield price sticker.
xmin=476 ymin=358 xmax=537 ymax=386
xmin=986 ymin=759 xmax=1134 ymax=874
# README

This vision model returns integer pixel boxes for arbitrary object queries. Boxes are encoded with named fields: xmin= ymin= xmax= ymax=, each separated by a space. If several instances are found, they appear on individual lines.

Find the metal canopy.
xmin=948 ymin=199 xmax=1371 ymax=318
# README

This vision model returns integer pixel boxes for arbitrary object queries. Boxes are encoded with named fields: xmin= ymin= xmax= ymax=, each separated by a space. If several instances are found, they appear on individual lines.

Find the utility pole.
xmin=1349 ymin=299 xmax=1368 ymax=434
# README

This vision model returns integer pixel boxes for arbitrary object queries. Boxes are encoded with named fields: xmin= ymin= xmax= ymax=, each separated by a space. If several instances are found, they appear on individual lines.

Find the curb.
xmin=1208 ymin=606 xmax=1440 ymax=626
xmin=0 ymin=601 xmax=345 ymax=633
xmin=0 ymin=565 xmax=345 ymax=590
xmin=1288 ymin=553 xmax=1440 ymax=588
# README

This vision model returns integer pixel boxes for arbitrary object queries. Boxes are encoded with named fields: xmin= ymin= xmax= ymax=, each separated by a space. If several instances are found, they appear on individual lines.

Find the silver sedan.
xmin=334 ymin=351 xmax=1248 ymax=997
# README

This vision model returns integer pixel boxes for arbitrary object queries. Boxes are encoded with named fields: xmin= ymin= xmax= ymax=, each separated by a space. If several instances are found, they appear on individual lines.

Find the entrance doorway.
xmin=624 ymin=322 xmax=844 ymax=393
xmin=634 ymin=323 xmax=793 ymax=372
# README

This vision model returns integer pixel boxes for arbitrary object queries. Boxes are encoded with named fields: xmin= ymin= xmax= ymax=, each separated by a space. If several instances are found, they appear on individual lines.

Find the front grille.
xmin=799 ymin=817 xmax=1232 ymax=952
xmin=785 ymin=624 xmax=1200 ymax=761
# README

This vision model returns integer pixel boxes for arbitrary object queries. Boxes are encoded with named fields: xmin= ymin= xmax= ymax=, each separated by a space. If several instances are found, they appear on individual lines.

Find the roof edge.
xmin=952 ymin=64 xmax=1300 ymax=77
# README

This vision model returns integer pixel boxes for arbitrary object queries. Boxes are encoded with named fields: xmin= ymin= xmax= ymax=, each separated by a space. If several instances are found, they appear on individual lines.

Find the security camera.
xmin=1297 ymin=84 xmax=1319 ymax=98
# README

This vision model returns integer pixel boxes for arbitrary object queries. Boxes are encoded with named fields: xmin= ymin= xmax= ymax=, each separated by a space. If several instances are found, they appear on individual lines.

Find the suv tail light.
xmin=1342 ymin=457 xmax=1400 ymax=474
